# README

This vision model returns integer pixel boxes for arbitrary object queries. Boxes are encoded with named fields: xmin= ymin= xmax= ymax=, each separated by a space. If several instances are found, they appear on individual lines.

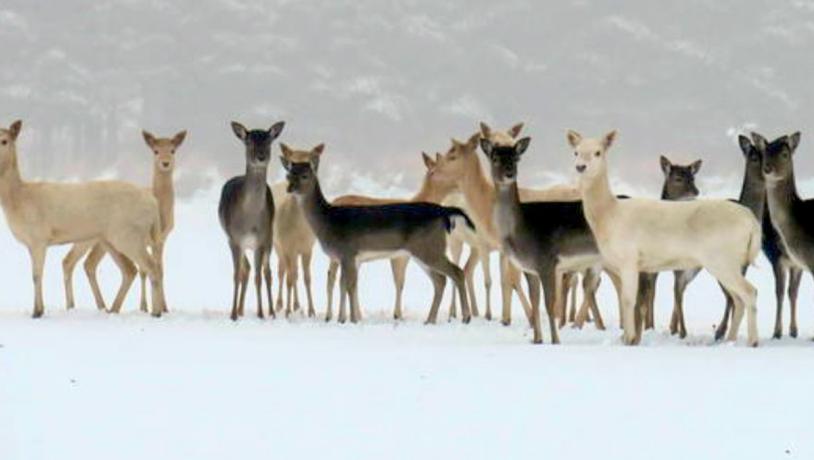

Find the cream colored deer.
xmin=569 ymin=130 xmax=761 ymax=346
xmin=0 ymin=120 xmax=167 ymax=317
xmin=435 ymin=123 xmax=594 ymax=327
xmin=62 ymin=130 xmax=185 ymax=313
xmin=326 ymin=151 xmax=466 ymax=321
xmin=271 ymin=145 xmax=319 ymax=318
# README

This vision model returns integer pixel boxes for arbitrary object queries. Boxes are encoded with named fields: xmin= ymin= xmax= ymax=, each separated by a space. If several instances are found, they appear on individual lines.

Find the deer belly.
xmin=356 ymin=250 xmax=409 ymax=264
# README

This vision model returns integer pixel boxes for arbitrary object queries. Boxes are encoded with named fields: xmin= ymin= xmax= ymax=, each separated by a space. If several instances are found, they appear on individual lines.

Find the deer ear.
xmin=690 ymin=159 xmax=702 ymax=175
xmin=479 ymin=138 xmax=494 ymax=158
xmin=787 ymin=131 xmax=801 ymax=153
xmin=751 ymin=132 xmax=768 ymax=152
xmin=142 ymin=130 xmax=157 ymax=148
xmin=422 ymin=151 xmax=435 ymax=169
xmin=312 ymin=143 xmax=325 ymax=155
xmin=566 ymin=130 xmax=582 ymax=148
xmin=279 ymin=155 xmax=292 ymax=171
xmin=171 ymin=130 xmax=187 ymax=148
xmin=479 ymin=122 xmax=492 ymax=139
xmin=508 ymin=122 xmax=524 ymax=139
xmin=435 ymin=152 xmax=442 ymax=163
xmin=280 ymin=143 xmax=293 ymax=157
xmin=602 ymin=130 xmax=617 ymax=149
xmin=9 ymin=120 xmax=22 ymax=140
xmin=231 ymin=121 xmax=247 ymax=141
xmin=515 ymin=137 xmax=531 ymax=155
xmin=659 ymin=155 xmax=671 ymax=175
xmin=466 ymin=132 xmax=480 ymax=150
xmin=268 ymin=121 xmax=285 ymax=140
xmin=737 ymin=135 xmax=753 ymax=156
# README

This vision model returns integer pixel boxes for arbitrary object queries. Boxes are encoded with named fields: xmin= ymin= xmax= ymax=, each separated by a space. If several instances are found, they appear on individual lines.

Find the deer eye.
xmin=573 ymin=151 xmax=578 ymax=156
xmin=1 ymin=140 xmax=6 ymax=146
xmin=171 ymin=149 xmax=175 ymax=154
xmin=153 ymin=149 xmax=159 ymax=155
xmin=594 ymin=151 xmax=601 ymax=157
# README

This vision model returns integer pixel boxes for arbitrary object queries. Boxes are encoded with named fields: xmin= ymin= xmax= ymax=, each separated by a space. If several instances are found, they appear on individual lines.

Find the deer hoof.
xmin=790 ymin=327 xmax=798 ymax=338
xmin=501 ymin=319 xmax=511 ymax=327
xmin=32 ymin=310 xmax=43 ymax=319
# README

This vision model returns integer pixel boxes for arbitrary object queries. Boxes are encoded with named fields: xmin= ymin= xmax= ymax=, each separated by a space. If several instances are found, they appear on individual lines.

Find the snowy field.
xmin=1 ymin=187 xmax=814 ymax=460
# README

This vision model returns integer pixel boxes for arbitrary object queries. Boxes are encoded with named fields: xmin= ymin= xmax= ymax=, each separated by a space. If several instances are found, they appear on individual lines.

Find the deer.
xmin=281 ymin=143 xmax=473 ymax=325
xmin=435 ymin=123 xmax=604 ymax=329
xmin=0 ymin=120 xmax=167 ymax=318
xmin=636 ymin=155 xmax=702 ymax=338
xmin=325 ymin=151 xmax=481 ymax=322
xmin=480 ymin=135 xmax=605 ymax=344
xmin=569 ymin=130 xmax=761 ymax=346
xmin=61 ymin=129 xmax=186 ymax=314
xmin=753 ymin=131 xmax=812 ymax=338
xmin=712 ymin=134 xmax=804 ymax=340
xmin=271 ymin=179 xmax=317 ymax=318
xmin=218 ymin=121 xmax=285 ymax=321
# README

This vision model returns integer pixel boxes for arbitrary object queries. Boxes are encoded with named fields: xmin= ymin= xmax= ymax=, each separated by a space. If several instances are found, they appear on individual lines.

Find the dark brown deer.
xmin=637 ymin=156 xmax=702 ymax=338
xmin=281 ymin=144 xmax=473 ymax=324
xmin=218 ymin=121 xmax=284 ymax=321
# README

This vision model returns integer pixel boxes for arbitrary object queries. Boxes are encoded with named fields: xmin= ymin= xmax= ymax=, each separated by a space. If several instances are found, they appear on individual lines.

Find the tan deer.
xmin=0 ymin=120 xmax=166 ymax=317
xmin=62 ymin=130 xmax=185 ymax=313
xmin=271 ymin=146 xmax=319 ymax=318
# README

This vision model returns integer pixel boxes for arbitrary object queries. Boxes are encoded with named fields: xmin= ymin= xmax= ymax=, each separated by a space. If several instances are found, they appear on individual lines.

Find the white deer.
xmin=0 ymin=120 xmax=167 ymax=317
xmin=569 ymin=130 xmax=761 ymax=346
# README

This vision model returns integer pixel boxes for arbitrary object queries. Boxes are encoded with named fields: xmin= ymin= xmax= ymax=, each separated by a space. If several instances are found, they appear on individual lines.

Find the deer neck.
xmin=0 ymin=151 xmax=24 ymax=213
xmin=493 ymin=180 xmax=522 ymax=242
xmin=579 ymin=165 xmax=618 ymax=233
xmin=412 ymin=177 xmax=451 ymax=204
xmin=457 ymin=156 xmax=497 ymax=242
xmin=738 ymin=171 xmax=766 ymax=219
xmin=298 ymin=181 xmax=332 ymax=241
xmin=765 ymin=171 xmax=801 ymax=232
xmin=152 ymin=166 xmax=175 ymax=233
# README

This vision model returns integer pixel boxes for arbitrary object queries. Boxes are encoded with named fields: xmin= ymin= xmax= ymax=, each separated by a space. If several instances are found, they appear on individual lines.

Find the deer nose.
xmin=162 ymin=161 xmax=170 ymax=167
xmin=576 ymin=165 xmax=586 ymax=173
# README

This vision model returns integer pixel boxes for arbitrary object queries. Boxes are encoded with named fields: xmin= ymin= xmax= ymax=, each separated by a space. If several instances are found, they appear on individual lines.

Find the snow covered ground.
xmin=1 ymin=187 xmax=813 ymax=460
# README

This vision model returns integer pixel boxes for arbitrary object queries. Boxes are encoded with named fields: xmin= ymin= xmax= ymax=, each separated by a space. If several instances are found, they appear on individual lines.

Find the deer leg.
xmin=771 ymin=261 xmax=787 ymax=339
xmin=282 ymin=254 xmax=293 ymax=317
xmin=788 ymin=267 xmax=802 ymax=338
xmin=390 ymin=256 xmax=408 ymax=320
xmin=104 ymin=244 xmax=137 ymax=314
xmin=83 ymin=243 xmax=109 ymax=312
xmin=714 ymin=286 xmax=734 ymax=341
xmin=326 ymin=260 xmax=338 ymax=322
xmin=540 ymin=268 xmax=560 ymax=345
xmin=499 ymin=254 xmax=513 ymax=325
xmin=508 ymin=261 xmax=533 ymax=326
xmin=617 ymin=268 xmax=640 ymax=346
xmin=480 ymin=249 xmax=493 ymax=320
xmin=524 ymin=273 xmax=540 ymax=330
xmin=263 ymin=254 xmax=275 ymax=318
xmin=463 ymin=248 xmax=480 ymax=318
xmin=562 ymin=272 xmax=576 ymax=323
xmin=711 ymin=265 xmax=758 ymax=346
xmin=137 ymin=271 xmax=148 ymax=312
xmin=302 ymin=250 xmax=315 ymax=318
xmin=62 ymin=242 xmax=93 ymax=310
xmin=275 ymin=256 xmax=285 ymax=313
xmin=237 ymin=255 xmax=249 ymax=317
xmin=446 ymin=236 xmax=463 ymax=319
xmin=228 ymin=244 xmax=242 ymax=321
xmin=422 ymin=268 xmax=447 ymax=325
xmin=253 ymin=249 xmax=265 ymax=319
xmin=28 ymin=244 xmax=47 ymax=318
xmin=339 ymin=259 xmax=360 ymax=324
xmin=110 ymin=235 xmax=166 ymax=317
xmin=289 ymin=255 xmax=301 ymax=313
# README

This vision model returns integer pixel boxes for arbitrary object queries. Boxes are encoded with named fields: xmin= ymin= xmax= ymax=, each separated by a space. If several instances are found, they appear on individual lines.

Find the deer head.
xmin=0 ymin=120 xmax=22 ymax=176
xmin=231 ymin=121 xmax=285 ymax=169
xmin=479 ymin=136 xmax=531 ymax=187
xmin=568 ymin=130 xmax=617 ymax=181
xmin=280 ymin=143 xmax=325 ymax=194
xmin=142 ymin=130 xmax=187 ymax=173
xmin=659 ymin=155 xmax=701 ymax=200
xmin=754 ymin=131 xmax=801 ymax=184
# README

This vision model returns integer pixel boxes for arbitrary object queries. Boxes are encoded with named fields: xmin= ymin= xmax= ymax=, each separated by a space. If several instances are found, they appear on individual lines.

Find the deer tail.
xmin=443 ymin=207 xmax=476 ymax=233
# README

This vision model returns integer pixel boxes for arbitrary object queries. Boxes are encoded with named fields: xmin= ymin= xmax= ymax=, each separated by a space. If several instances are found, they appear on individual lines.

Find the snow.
xmin=1 ymin=188 xmax=814 ymax=460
